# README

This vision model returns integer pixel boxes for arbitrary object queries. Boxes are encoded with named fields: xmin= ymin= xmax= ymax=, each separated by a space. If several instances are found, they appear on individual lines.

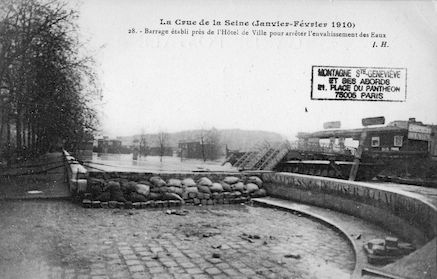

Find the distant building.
xmin=96 ymin=138 xmax=123 ymax=153
xmin=148 ymin=146 xmax=173 ymax=156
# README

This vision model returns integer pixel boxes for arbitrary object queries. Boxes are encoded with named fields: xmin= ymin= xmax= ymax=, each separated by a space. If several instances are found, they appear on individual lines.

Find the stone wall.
xmin=261 ymin=172 xmax=437 ymax=245
xmin=62 ymin=150 xmax=88 ymax=193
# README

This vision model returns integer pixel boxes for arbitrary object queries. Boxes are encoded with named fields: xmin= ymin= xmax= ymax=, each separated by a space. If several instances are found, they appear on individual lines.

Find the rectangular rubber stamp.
xmin=311 ymin=66 xmax=407 ymax=102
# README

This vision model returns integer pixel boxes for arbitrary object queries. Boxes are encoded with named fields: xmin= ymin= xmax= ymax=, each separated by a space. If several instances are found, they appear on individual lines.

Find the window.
xmin=394 ymin=135 xmax=403 ymax=147
xmin=371 ymin=136 xmax=380 ymax=147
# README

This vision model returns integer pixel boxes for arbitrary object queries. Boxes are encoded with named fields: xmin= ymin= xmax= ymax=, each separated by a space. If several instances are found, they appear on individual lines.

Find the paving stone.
xmin=185 ymin=253 xmax=201 ymax=258
xmin=215 ymin=263 xmax=231 ymax=269
xmin=138 ymin=251 xmax=153 ymax=256
xmin=161 ymin=260 xmax=179 ymax=268
xmin=170 ymin=252 xmax=185 ymax=258
xmin=204 ymin=267 xmax=222 ymax=275
xmin=135 ymin=247 xmax=149 ymax=252
xmin=167 ymin=267 xmax=185 ymax=274
xmin=223 ymin=268 xmax=240 ymax=276
xmin=207 ymin=258 xmax=222 ymax=264
xmin=90 ymin=269 xmax=106 ymax=275
xmin=185 ymin=267 xmax=204 ymax=275
xmin=107 ymin=259 xmax=122 ymax=265
xmin=179 ymin=262 xmax=196 ymax=268
xmin=111 ymin=270 xmax=130 ymax=278
xmin=124 ymin=254 xmax=139 ymax=260
xmin=174 ymin=274 xmax=192 ymax=279
xmin=238 ymin=268 xmax=257 ymax=275
xmin=131 ymin=272 xmax=150 ymax=279
xmin=151 ymin=273 xmax=174 ymax=279
xmin=145 ymin=261 xmax=163 ymax=268
xmin=120 ymin=249 xmax=134 ymax=255
xmin=104 ymin=253 xmax=119 ymax=259
xmin=126 ymin=259 xmax=141 ymax=266
xmin=128 ymin=265 xmax=145 ymax=273
xmin=149 ymin=266 xmax=166 ymax=274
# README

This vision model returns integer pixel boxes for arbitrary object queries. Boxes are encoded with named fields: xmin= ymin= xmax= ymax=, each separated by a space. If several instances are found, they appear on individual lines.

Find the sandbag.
xmin=107 ymin=181 xmax=121 ymax=192
xmin=135 ymin=183 xmax=150 ymax=196
xmin=187 ymin=192 xmax=198 ymax=199
xmin=182 ymin=178 xmax=196 ymax=187
xmin=210 ymin=183 xmax=224 ymax=192
xmin=119 ymin=180 xmax=129 ymax=190
xmin=159 ymin=186 xmax=170 ymax=193
xmin=138 ymin=180 xmax=153 ymax=187
xmin=128 ymin=192 xmax=147 ymax=202
xmin=223 ymin=176 xmax=240 ymax=184
xmin=149 ymin=192 xmax=163 ymax=200
xmin=233 ymin=182 xmax=245 ymax=191
xmin=90 ymin=184 xmax=103 ymax=197
xmin=232 ymin=191 xmax=242 ymax=198
xmin=110 ymin=191 xmax=127 ymax=202
xmin=150 ymin=176 xmax=166 ymax=187
xmin=167 ymin=186 xmax=183 ymax=195
xmin=246 ymin=183 xmax=259 ymax=193
xmin=185 ymin=186 xmax=199 ymax=194
xmin=197 ymin=185 xmax=211 ymax=194
xmin=211 ymin=192 xmax=223 ymax=200
xmin=247 ymin=176 xmax=263 ymax=187
xmin=88 ymin=178 xmax=106 ymax=189
xmin=162 ymin=192 xmax=183 ymax=201
xmin=150 ymin=186 xmax=161 ymax=193
xmin=252 ymin=188 xmax=267 ymax=197
xmin=198 ymin=177 xmax=213 ymax=186
xmin=167 ymin=178 xmax=182 ymax=187
xmin=96 ymin=191 xmax=111 ymax=202
xmin=220 ymin=182 xmax=232 ymax=192
xmin=125 ymin=181 xmax=137 ymax=193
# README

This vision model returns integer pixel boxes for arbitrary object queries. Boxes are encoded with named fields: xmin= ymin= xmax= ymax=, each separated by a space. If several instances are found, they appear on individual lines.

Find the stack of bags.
xmin=83 ymin=175 xmax=267 ymax=208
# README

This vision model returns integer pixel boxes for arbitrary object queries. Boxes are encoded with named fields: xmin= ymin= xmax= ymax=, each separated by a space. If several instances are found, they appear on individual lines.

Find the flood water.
xmin=84 ymin=153 xmax=236 ymax=172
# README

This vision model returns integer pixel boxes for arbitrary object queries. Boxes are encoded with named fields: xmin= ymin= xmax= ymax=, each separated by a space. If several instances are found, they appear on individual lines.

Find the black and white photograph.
xmin=0 ymin=0 xmax=436 ymax=278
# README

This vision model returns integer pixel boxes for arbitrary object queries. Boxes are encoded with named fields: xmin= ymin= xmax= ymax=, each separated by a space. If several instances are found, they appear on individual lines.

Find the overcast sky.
xmin=76 ymin=0 xmax=437 ymax=138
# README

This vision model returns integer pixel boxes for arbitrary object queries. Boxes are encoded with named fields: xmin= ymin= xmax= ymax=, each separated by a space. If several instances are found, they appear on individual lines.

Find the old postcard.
xmin=0 ymin=1 xmax=436 ymax=278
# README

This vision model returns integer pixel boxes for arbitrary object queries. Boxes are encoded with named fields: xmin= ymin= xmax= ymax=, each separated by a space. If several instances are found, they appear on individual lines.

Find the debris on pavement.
xmin=284 ymin=254 xmax=301 ymax=259
xmin=212 ymin=252 xmax=221 ymax=258
xmin=165 ymin=209 xmax=189 ymax=216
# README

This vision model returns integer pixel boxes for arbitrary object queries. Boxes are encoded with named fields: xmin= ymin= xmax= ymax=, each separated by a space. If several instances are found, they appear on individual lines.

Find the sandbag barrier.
xmin=81 ymin=174 xmax=267 ymax=209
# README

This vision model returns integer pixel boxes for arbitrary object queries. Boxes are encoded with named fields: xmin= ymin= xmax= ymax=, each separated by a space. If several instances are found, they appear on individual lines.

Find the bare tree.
xmin=199 ymin=127 xmax=221 ymax=161
xmin=199 ymin=128 xmax=207 ymax=162
xmin=139 ymin=128 xmax=148 ymax=157
xmin=156 ymin=131 xmax=168 ymax=163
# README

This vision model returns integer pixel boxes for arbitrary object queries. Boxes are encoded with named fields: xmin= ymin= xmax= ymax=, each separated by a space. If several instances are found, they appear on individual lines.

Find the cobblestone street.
xmin=0 ymin=201 xmax=354 ymax=279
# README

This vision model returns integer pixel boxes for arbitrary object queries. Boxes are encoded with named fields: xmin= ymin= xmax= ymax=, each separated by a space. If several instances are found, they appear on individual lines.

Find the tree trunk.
xmin=16 ymin=105 xmax=22 ymax=152
xmin=0 ymin=108 xmax=4 ymax=147
xmin=27 ymin=119 xmax=31 ymax=149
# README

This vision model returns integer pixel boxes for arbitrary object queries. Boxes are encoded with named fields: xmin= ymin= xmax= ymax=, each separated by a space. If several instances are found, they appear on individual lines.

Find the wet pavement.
xmin=252 ymin=197 xmax=414 ymax=278
xmin=0 ymin=201 xmax=355 ymax=279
